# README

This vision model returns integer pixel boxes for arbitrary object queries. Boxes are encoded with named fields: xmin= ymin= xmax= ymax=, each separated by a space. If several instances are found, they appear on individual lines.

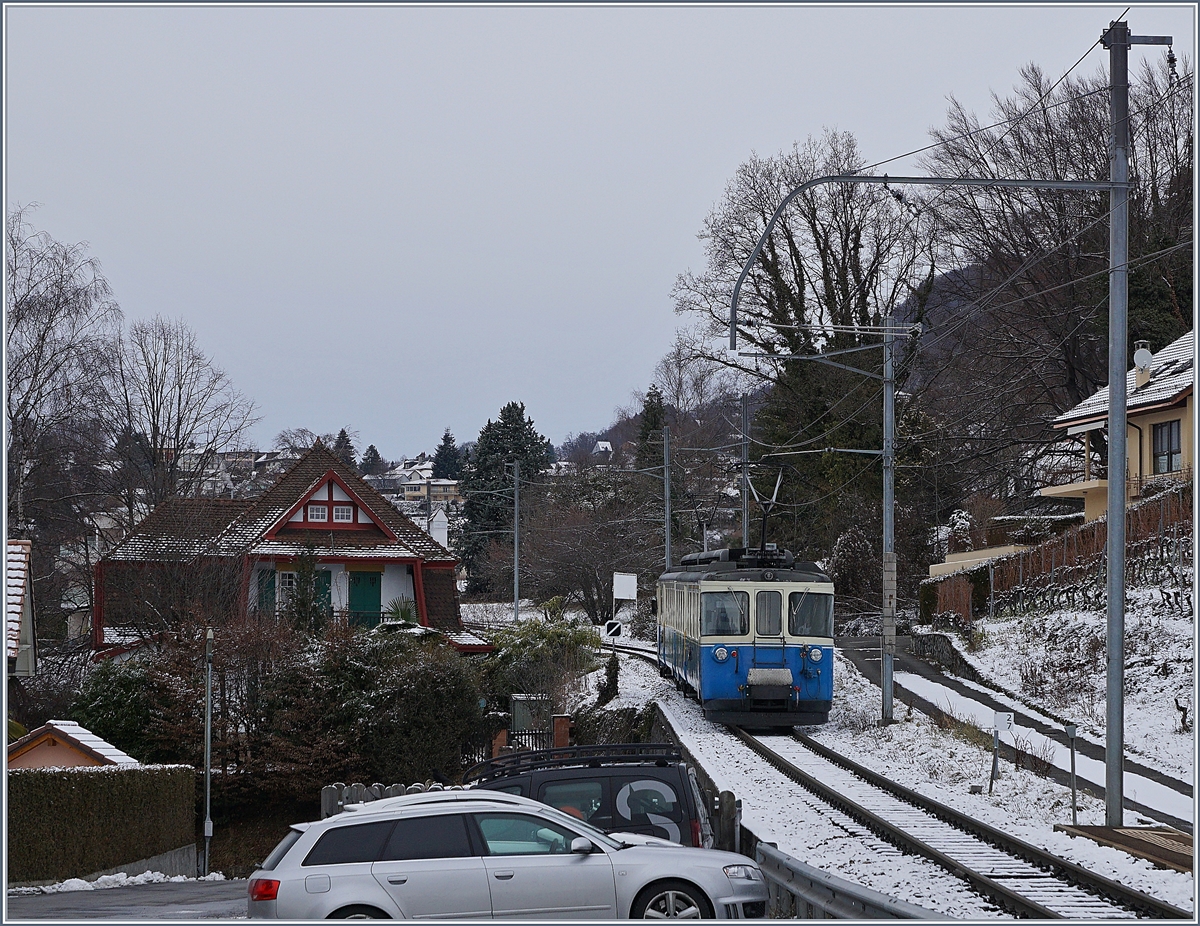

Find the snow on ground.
xmin=603 ymin=650 xmax=1194 ymax=915
xmin=957 ymin=583 xmax=1195 ymax=781
xmin=811 ymin=651 xmax=1195 ymax=912
xmin=889 ymin=669 xmax=1193 ymax=822
xmin=459 ymin=599 xmax=548 ymax=630
xmin=612 ymin=654 xmax=1006 ymax=918
xmin=7 ymin=871 xmax=228 ymax=896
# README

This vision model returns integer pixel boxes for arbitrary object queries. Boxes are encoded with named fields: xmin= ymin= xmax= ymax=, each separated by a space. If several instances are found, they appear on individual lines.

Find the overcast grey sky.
xmin=5 ymin=3 xmax=1194 ymax=459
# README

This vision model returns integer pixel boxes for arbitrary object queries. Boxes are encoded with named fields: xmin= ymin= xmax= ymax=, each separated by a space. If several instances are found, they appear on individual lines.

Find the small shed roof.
xmin=7 ymin=719 xmax=139 ymax=766
xmin=6 ymin=539 xmax=32 ymax=661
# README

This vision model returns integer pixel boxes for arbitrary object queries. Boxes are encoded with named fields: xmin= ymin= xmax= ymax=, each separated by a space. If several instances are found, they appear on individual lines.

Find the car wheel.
xmin=631 ymin=880 xmax=713 ymax=919
xmin=327 ymin=905 xmax=390 ymax=919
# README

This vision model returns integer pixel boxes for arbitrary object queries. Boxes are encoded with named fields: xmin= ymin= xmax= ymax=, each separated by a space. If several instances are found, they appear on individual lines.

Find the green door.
xmin=348 ymin=571 xmax=383 ymax=627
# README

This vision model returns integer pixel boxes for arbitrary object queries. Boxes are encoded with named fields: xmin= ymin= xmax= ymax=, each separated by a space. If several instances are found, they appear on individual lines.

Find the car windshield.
xmin=536 ymin=805 xmax=622 ymax=849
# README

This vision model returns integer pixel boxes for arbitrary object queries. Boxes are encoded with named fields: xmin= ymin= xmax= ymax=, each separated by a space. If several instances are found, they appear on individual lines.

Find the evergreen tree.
xmin=432 ymin=428 xmax=462 ymax=480
xmin=456 ymin=402 xmax=554 ymax=593
xmin=359 ymin=444 xmax=385 ymax=476
xmin=332 ymin=428 xmax=357 ymax=468
xmin=635 ymin=385 xmax=667 ymax=472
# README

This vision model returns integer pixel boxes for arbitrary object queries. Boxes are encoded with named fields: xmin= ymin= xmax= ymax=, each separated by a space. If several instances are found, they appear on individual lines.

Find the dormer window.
xmin=333 ymin=505 xmax=353 ymax=522
xmin=308 ymin=504 xmax=328 ymax=521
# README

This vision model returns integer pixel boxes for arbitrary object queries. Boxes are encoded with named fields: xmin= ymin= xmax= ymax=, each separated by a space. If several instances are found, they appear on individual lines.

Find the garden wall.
xmin=7 ymin=764 xmax=195 ymax=885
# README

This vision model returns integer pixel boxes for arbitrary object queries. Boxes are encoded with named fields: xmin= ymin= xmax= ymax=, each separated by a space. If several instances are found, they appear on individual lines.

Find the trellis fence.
xmin=922 ymin=483 xmax=1192 ymax=626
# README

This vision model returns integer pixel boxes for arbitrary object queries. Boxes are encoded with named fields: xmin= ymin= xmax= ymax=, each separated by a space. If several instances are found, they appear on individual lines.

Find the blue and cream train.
xmin=655 ymin=546 xmax=835 ymax=726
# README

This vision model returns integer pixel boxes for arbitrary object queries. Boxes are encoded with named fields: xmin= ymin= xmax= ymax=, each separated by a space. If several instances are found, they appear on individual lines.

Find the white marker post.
xmin=1065 ymin=723 xmax=1078 ymax=826
xmin=990 ymin=711 xmax=1014 ymax=794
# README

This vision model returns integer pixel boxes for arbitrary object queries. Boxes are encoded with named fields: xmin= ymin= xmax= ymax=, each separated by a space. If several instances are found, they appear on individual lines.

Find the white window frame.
xmin=308 ymin=504 xmax=328 ymax=521
xmin=333 ymin=504 xmax=353 ymax=522
xmin=278 ymin=571 xmax=297 ymax=606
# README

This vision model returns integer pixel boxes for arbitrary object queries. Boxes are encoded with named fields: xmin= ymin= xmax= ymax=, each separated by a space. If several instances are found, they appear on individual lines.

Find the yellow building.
xmin=1041 ymin=331 xmax=1193 ymax=521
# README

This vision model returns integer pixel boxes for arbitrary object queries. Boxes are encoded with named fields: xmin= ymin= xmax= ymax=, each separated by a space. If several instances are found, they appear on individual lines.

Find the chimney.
xmin=1133 ymin=340 xmax=1153 ymax=388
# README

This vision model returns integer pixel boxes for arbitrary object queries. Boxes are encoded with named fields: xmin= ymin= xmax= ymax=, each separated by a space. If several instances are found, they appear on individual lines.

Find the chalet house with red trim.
xmin=93 ymin=443 xmax=488 ymax=654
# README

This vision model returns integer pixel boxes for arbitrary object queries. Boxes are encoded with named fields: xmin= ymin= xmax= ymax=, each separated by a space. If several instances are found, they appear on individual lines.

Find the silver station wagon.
xmin=247 ymin=790 xmax=767 ymax=919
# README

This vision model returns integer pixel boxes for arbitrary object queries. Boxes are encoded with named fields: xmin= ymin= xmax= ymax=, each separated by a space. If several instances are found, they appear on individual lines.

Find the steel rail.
xmin=793 ymin=731 xmax=1190 ymax=920
xmin=730 ymin=727 xmax=1063 ymax=919
xmin=610 ymin=645 xmax=1187 ymax=919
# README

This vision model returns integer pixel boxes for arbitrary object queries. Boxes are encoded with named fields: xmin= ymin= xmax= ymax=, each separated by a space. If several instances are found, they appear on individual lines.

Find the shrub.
xmin=264 ymin=629 xmax=484 ymax=799
xmin=69 ymin=660 xmax=156 ymax=763
xmin=917 ymin=582 xmax=938 ymax=624
xmin=8 ymin=765 xmax=194 ymax=884
xmin=596 ymin=651 xmax=620 ymax=706
xmin=483 ymin=618 xmax=599 ymax=714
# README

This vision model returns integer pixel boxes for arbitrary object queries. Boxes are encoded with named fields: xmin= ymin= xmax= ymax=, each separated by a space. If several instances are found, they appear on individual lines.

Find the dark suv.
xmin=463 ymin=744 xmax=714 ymax=849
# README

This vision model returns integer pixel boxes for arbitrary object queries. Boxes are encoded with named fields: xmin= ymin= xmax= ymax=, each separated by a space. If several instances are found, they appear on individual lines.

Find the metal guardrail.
xmin=755 ymin=842 xmax=941 ymax=920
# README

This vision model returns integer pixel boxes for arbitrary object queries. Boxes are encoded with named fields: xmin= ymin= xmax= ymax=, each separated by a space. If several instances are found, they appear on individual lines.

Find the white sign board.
xmin=612 ymin=572 xmax=638 ymax=601
xmin=993 ymin=711 xmax=1014 ymax=732
xmin=604 ymin=620 xmax=623 ymax=638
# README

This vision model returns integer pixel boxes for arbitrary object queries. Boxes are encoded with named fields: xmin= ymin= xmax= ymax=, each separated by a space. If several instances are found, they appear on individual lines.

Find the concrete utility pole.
xmin=881 ymin=315 xmax=897 ymax=723
xmin=1101 ymin=19 xmax=1171 ymax=826
xmin=741 ymin=395 xmax=750 ymax=546
xmin=663 ymin=425 xmax=672 ymax=570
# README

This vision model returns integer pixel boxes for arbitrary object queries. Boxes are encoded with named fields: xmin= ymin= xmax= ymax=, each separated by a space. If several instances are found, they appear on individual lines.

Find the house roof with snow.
xmin=7 ymin=719 xmax=139 ymax=768
xmin=103 ymin=443 xmax=455 ymax=564
xmin=6 ymin=539 xmax=32 ymax=662
xmin=1053 ymin=331 xmax=1194 ymax=429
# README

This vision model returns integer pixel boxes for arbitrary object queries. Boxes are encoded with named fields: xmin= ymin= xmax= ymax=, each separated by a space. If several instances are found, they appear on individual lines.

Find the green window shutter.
xmin=257 ymin=569 xmax=277 ymax=612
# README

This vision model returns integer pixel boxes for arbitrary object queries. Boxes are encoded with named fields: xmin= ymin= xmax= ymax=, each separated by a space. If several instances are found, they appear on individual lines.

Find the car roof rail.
xmin=462 ymin=743 xmax=683 ymax=784
xmin=340 ymin=789 xmax=533 ymax=815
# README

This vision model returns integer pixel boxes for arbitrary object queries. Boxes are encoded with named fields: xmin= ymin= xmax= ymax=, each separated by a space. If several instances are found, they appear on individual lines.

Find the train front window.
xmin=701 ymin=591 xmax=749 ymax=636
xmin=788 ymin=591 xmax=833 ymax=636
xmin=756 ymin=591 xmax=782 ymax=636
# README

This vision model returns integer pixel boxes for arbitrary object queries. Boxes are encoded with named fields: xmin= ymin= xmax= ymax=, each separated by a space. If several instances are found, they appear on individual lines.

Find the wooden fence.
xmin=320 ymin=781 xmax=463 ymax=818
xmin=924 ymin=483 xmax=1192 ymax=625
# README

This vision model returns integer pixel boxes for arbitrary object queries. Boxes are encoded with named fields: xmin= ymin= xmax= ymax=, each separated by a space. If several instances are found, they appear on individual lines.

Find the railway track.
xmin=613 ymin=643 xmax=1188 ymax=919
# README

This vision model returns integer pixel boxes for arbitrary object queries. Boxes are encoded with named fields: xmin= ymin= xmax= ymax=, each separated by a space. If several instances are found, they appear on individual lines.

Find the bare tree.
xmin=103 ymin=316 xmax=258 ymax=522
xmin=912 ymin=57 xmax=1192 ymax=499
xmin=6 ymin=206 xmax=121 ymax=532
xmin=517 ymin=470 xmax=663 ymax=624
xmin=674 ymin=129 xmax=935 ymax=377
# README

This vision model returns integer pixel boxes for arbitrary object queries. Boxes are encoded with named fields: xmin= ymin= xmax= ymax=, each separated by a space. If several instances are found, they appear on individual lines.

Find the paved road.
xmin=837 ymin=636 xmax=1193 ymax=833
xmin=6 ymin=880 xmax=248 ymax=920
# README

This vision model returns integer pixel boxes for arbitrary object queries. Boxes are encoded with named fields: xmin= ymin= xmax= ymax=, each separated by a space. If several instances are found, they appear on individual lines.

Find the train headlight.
xmin=808 ymin=647 xmax=824 ymax=663
xmin=713 ymin=647 xmax=729 ymax=663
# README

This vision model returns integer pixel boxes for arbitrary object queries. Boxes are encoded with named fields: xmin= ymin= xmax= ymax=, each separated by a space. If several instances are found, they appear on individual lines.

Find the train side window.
xmin=756 ymin=591 xmax=782 ymax=636
xmin=788 ymin=591 xmax=834 ymax=636
xmin=701 ymin=591 xmax=748 ymax=636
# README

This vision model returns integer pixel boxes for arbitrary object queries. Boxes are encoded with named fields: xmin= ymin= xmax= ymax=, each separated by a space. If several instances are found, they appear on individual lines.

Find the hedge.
xmin=8 ymin=764 xmax=194 ymax=884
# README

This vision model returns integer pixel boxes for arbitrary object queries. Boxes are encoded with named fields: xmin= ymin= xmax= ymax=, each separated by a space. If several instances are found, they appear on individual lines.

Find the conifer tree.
xmin=332 ymin=428 xmax=357 ymax=468
xmin=432 ymin=428 xmax=462 ymax=480
xmin=455 ymin=403 xmax=553 ymax=593
xmin=359 ymin=444 xmax=385 ymax=476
